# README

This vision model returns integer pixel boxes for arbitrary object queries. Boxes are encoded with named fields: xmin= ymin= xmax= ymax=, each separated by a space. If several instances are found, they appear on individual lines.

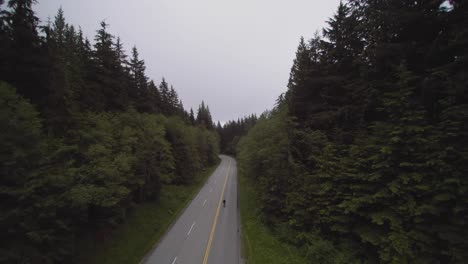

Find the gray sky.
xmin=36 ymin=0 xmax=341 ymax=123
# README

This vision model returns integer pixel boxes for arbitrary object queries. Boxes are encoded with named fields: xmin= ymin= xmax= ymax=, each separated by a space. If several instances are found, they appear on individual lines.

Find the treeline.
xmin=238 ymin=1 xmax=467 ymax=263
xmin=217 ymin=114 xmax=257 ymax=154
xmin=0 ymin=1 xmax=218 ymax=263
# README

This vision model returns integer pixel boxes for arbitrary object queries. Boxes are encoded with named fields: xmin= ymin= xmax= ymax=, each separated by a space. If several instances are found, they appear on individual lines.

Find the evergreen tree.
xmin=321 ymin=1 xmax=362 ymax=71
xmin=0 ymin=82 xmax=73 ymax=263
xmin=114 ymin=37 xmax=127 ymax=66
xmin=43 ymin=8 xmax=75 ymax=135
xmin=129 ymin=46 xmax=152 ymax=112
xmin=177 ymin=99 xmax=188 ymax=119
xmin=0 ymin=4 xmax=220 ymax=262
xmin=159 ymin=78 xmax=170 ymax=114
xmin=168 ymin=86 xmax=179 ymax=112
xmin=129 ymin=46 xmax=147 ymax=92
xmin=189 ymin=108 xmax=196 ymax=125
xmin=286 ymin=37 xmax=318 ymax=124
xmin=147 ymin=80 xmax=161 ymax=113
xmin=237 ymin=1 xmax=468 ymax=262
xmin=0 ymin=0 xmax=48 ymax=106
xmin=218 ymin=115 xmax=257 ymax=154
xmin=196 ymin=101 xmax=214 ymax=129
xmin=90 ymin=21 xmax=127 ymax=111
xmin=74 ymin=29 xmax=96 ymax=111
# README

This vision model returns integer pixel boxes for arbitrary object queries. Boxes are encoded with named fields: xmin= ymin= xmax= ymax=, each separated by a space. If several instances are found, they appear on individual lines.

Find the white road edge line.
xmin=187 ymin=222 xmax=196 ymax=236
xmin=171 ymin=256 xmax=177 ymax=264
xmin=203 ymin=199 xmax=207 ymax=207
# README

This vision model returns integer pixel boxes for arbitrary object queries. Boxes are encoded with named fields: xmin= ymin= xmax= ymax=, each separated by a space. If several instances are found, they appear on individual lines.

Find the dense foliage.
xmin=217 ymin=115 xmax=257 ymax=154
xmin=0 ymin=1 xmax=219 ymax=263
xmin=238 ymin=1 xmax=468 ymax=263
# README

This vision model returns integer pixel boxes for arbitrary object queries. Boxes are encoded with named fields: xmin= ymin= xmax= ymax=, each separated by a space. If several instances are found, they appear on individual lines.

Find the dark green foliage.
xmin=189 ymin=108 xmax=196 ymax=125
xmin=43 ymin=8 xmax=80 ymax=135
xmin=0 ymin=4 xmax=219 ymax=263
xmin=238 ymin=1 xmax=468 ymax=263
xmin=88 ymin=21 xmax=128 ymax=111
xmin=156 ymin=78 xmax=186 ymax=117
xmin=0 ymin=0 xmax=48 ymax=106
xmin=0 ymin=82 xmax=72 ymax=263
xmin=0 ymin=82 xmax=220 ymax=263
xmin=129 ymin=46 xmax=153 ymax=113
xmin=218 ymin=114 xmax=257 ymax=154
xmin=237 ymin=108 xmax=289 ymax=224
xmin=164 ymin=116 xmax=219 ymax=184
xmin=196 ymin=101 xmax=214 ymax=129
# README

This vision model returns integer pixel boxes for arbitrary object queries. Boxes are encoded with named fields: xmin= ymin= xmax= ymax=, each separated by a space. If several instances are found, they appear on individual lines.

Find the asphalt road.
xmin=141 ymin=155 xmax=241 ymax=264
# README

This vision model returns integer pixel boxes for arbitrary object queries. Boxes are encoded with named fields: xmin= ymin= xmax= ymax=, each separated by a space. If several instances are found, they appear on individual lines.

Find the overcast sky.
xmin=36 ymin=0 xmax=341 ymax=123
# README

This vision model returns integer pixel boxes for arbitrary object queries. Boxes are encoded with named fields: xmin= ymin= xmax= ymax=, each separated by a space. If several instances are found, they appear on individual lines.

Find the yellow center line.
xmin=202 ymin=159 xmax=231 ymax=264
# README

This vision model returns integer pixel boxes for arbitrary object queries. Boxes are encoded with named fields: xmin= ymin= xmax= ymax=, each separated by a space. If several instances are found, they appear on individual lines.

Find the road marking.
xmin=171 ymin=256 xmax=177 ymax=264
xmin=202 ymin=160 xmax=231 ymax=264
xmin=187 ymin=221 xmax=196 ymax=236
xmin=203 ymin=199 xmax=207 ymax=207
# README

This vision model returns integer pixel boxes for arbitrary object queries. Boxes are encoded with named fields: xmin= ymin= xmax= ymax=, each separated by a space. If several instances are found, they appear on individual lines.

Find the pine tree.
xmin=286 ymin=37 xmax=317 ymax=123
xmin=0 ymin=4 xmax=222 ymax=262
xmin=129 ymin=46 xmax=152 ymax=112
xmin=159 ymin=78 xmax=170 ymax=114
xmin=168 ymin=86 xmax=179 ymax=114
xmin=90 ymin=21 xmax=127 ymax=111
xmin=321 ymin=1 xmax=362 ymax=71
xmin=237 ymin=1 xmax=468 ymax=263
xmin=196 ymin=101 xmax=214 ymax=129
xmin=0 ymin=82 xmax=75 ymax=263
xmin=177 ymin=99 xmax=187 ymax=118
xmin=218 ymin=115 xmax=258 ymax=154
xmin=114 ymin=37 xmax=127 ymax=66
xmin=129 ymin=46 xmax=147 ymax=92
xmin=44 ymin=8 xmax=75 ymax=135
xmin=0 ymin=0 xmax=48 ymax=106
xmin=189 ymin=108 xmax=196 ymax=125
xmin=74 ymin=29 xmax=96 ymax=111
xmin=147 ymin=80 xmax=161 ymax=113
xmin=113 ymin=37 xmax=132 ymax=109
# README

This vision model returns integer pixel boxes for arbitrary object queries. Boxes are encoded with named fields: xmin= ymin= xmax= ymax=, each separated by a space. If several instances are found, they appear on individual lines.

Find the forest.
xmin=2 ymin=0 xmax=468 ymax=263
xmin=236 ymin=0 xmax=468 ymax=263
xmin=217 ymin=115 xmax=257 ymax=155
xmin=0 ymin=1 xmax=219 ymax=263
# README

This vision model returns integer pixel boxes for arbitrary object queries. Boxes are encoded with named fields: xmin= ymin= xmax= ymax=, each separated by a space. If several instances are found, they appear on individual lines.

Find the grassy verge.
xmin=239 ymin=170 xmax=306 ymax=264
xmin=76 ymin=161 xmax=220 ymax=264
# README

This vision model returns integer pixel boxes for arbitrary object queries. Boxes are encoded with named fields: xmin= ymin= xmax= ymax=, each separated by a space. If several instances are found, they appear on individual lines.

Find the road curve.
xmin=141 ymin=155 xmax=240 ymax=264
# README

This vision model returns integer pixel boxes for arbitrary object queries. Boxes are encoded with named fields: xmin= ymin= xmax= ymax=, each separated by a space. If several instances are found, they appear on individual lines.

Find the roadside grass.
xmin=239 ymin=170 xmax=306 ymax=264
xmin=76 ymin=161 xmax=220 ymax=264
